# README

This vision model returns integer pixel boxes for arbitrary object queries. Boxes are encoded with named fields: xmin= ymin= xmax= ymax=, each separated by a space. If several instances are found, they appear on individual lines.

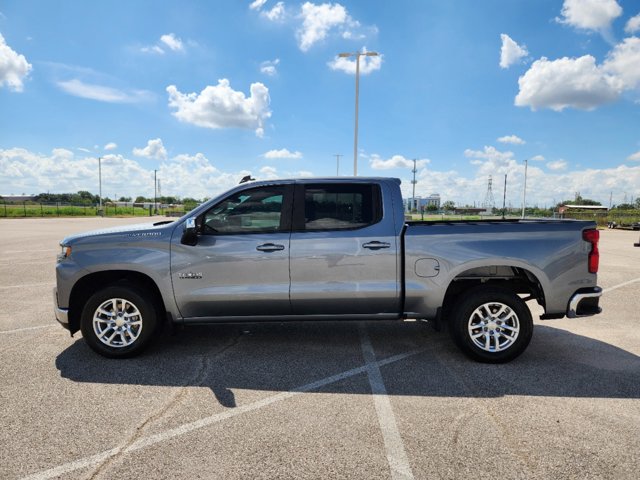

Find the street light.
xmin=337 ymin=50 xmax=379 ymax=176
xmin=521 ymin=159 xmax=528 ymax=219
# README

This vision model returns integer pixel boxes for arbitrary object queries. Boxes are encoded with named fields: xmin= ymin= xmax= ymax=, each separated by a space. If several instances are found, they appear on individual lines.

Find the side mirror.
xmin=181 ymin=217 xmax=198 ymax=246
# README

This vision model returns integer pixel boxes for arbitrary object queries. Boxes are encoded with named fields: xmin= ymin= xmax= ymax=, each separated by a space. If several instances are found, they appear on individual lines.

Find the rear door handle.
xmin=363 ymin=241 xmax=391 ymax=250
xmin=256 ymin=243 xmax=285 ymax=252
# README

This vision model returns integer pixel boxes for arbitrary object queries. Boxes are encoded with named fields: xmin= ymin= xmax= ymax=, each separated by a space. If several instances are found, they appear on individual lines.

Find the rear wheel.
xmin=80 ymin=284 xmax=159 ymax=358
xmin=449 ymin=286 xmax=533 ymax=363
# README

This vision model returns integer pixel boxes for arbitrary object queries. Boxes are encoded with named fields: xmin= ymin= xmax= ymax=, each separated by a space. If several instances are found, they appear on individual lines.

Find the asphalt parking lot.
xmin=1 ymin=217 xmax=639 ymax=480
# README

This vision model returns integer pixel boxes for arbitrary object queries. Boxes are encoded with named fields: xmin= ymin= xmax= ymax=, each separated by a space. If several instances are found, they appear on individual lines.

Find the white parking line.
xmin=21 ymin=347 xmax=426 ymax=480
xmin=0 ymin=325 xmax=55 ymax=335
xmin=2 ymin=249 xmax=57 ymax=254
xmin=0 ymin=261 xmax=53 ymax=266
xmin=359 ymin=324 xmax=414 ymax=480
xmin=0 ymin=282 xmax=53 ymax=290
xmin=603 ymin=277 xmax=640 ymax=294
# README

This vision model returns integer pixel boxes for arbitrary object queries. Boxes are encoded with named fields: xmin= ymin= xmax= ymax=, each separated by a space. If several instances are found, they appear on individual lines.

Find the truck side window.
xmin=303 ymin=184 xmax=381 ymax=230
xmin=202 ymin=186 xmax=285 ymax=234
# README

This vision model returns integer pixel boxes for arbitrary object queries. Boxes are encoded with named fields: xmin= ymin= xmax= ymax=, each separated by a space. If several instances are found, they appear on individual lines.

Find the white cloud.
xmin=515 ymin=34 xmax=640 ymax=112
xmin=251 ymin=1 xmax=376 ymax=52
xmin=258 ymin=165 xmax=315 ymax=180
xmin=603 ymin=37 xmax=640 ymax=89
xmin=499 ymin=34 xmax=528 ymax=69
xmin=547 ymin=160 xmax=568 ymax=171
xmin=369 ymin=154 xmax=429 ymax=170
xmin=263 ymin=2 xmax=285 ymax=21
xmin=141 ymin=33 xmax=186 ymax=55
xmin=260 ymin=166 xmax=278 ymax=178
xmin=141 ymin=45 xmax=165 ymax=55
xmin=558 ymin=0 xmax=622 ymax=32
xmin=530 ymin=155 xmax=545 ymax=162
xmin=628 ymin=151 xmax=640 ymax=161
xmin=464 ymin=146 xmax=515 ymax=164
xmin=160 ymin=33 xmax=184 ymax=52
xmin=104 ymin=142 xmax=118 ymax=151
xmin=2 ymin=146 xmax=640 ymax=208
xmin=166 ymin=79 xmax=271 ymax=137
xmin=263 ymin=148 xmax=302 ymax=159
xmin=328 ymin=50 xmax=382 ymax=75
xmin=260 ymin=58 xmax=280 ymax=76
xmin=497 ymin=134 xmax=526 ymax=145
xmin=410 ymin=146 xmax=639 ymax=208
xmin=0 ymin=148 xmax=151 ymax=196
xmin=57 ymin=79 xmax=153 ymax=103
xmin=297 ymin=2 xmax=348 ymax=51
xmin=133 ymin=138 xmax=167 ymax=160
xmin=249 ymin=0 xmax=268 ymax=10
xmin=0 ymin=33 xmax=32 ymax=92
xmin=515 ymin=55 xmax=623 ymax=111
xmin=626 ymin=14 xmax=640 ymax=34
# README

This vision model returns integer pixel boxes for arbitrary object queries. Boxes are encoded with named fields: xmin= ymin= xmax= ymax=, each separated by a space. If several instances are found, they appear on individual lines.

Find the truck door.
xmin=171 ymin=184 xmax=293 ymax=319
xmin=289 ymin=182 xmax=401 ymax=316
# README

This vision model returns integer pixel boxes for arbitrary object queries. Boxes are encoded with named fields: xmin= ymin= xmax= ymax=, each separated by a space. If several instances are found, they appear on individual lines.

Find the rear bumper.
xmin=53 ymin=287 xmax=70 ymax=330
xmin=567 ymin=286 xmax=602 ymax=318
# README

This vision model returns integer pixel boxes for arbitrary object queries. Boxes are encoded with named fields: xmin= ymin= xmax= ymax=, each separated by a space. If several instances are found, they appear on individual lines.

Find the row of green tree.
xmin=27 ymin=191 xmax=202 ymax=206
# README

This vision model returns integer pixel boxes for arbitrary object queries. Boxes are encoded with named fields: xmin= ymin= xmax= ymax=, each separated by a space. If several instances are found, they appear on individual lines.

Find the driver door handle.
xmin=256 ymin=243 xmax=285 ymax=252
xmin=363 ymin=241 xmax=391 ymax=250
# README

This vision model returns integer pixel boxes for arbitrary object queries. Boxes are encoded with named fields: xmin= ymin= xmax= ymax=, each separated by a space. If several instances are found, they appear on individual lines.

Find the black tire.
xmin=80 ymin=284 xmax=159 ymax=358
xmin=449 ymin=286 xmax=533 ymax=363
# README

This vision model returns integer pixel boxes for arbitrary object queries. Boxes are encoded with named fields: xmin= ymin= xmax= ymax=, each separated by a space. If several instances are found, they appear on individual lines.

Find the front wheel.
xmin=449 ymin=286 xmax=533 ymax=363
xmin=80 ymin=284 xmax=159 ymax=358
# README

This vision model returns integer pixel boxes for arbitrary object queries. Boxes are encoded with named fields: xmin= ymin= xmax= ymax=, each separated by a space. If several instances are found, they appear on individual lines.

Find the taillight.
xmin=583 ymin=229 xmax=599 ymax=274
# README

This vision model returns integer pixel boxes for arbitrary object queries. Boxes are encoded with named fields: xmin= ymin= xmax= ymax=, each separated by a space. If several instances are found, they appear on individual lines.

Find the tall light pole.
xmin=337 ymin=50 xmax=379 ymax=176
xmin=334 ymin=154 xmax=342 ymax=176
xmin=521 ymin=158 xmax=528 ymax=219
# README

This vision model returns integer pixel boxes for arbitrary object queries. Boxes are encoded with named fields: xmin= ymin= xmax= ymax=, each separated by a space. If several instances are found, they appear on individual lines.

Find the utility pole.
xmin=411 ymin=158 xmax=418 ymax=213
xmin=521 ymin=158 xmax=528 ymax=219
xmin=154 ymin=169 xmax=158 ymax=215
xmin=334 ymin=154 xmax=343 ymax=176
xmin=502 ymin=174 xmax=507 ymax=219
xmin=98 ymin=157 xmax=102 ymax=213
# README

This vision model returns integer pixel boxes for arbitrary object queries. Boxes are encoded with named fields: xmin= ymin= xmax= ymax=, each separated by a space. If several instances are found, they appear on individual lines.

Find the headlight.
xmin=57 ymin=245 xmax=72 ymax=262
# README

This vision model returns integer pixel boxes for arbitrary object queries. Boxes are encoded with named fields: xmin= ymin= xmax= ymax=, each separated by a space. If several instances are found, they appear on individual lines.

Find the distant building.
xmin=0 ymin=195 xmax=36 ymax=202
xmin=558 ymin=205 xmax=608 ymax=215
xmin=405 ymin=194 xmax=441 ymax=212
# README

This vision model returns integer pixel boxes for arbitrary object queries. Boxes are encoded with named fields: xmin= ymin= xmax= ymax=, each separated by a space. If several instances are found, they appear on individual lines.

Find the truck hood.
xmin=60 ymin=221 xmax=175 ymax=245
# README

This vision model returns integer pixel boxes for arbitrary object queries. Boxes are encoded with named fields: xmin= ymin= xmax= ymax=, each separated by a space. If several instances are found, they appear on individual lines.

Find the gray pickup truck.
xmin=54 ymin=177 xmax=602 ymax=362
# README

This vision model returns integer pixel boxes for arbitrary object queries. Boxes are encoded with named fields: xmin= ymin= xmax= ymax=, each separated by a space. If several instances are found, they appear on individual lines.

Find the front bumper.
xmin=53 ymin=287 xmax=70 ymax=330
xmin=567 ymin=286 xmax=602 ymax=318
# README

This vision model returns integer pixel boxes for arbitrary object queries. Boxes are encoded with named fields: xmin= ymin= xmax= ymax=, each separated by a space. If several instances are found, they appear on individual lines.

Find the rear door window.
xmin=301 ymin=184 xmax=382 ymax=231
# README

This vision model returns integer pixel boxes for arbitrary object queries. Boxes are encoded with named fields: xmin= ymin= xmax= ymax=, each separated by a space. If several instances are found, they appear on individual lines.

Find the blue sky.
xmin=1 ymin=0 xmax=639 ymax=207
